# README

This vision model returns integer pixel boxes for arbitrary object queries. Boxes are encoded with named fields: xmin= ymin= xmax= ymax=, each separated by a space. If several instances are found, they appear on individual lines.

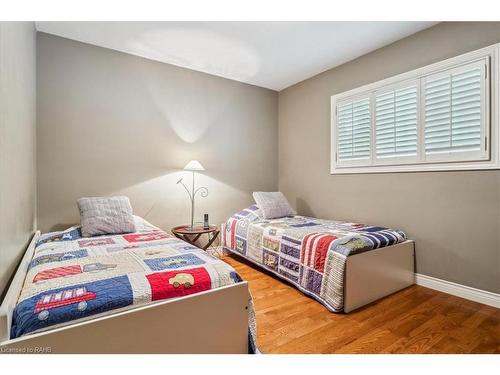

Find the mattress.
xmin=11 ymin=216 xmax=256 ymax=350
xmin=222 ymin=205 xmax=407 ymax=312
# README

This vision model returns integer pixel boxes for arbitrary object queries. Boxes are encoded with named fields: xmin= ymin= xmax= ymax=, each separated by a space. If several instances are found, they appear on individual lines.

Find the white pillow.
xmin=252 ymin=192 xmax=296 ymax=219
xmin=77 ymin=196 xmax=136 ymax=237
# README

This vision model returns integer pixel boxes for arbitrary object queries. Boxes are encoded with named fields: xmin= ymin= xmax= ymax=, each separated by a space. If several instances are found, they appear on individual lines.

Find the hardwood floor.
xmin=223 ymin=255 xmax=500 ymax=354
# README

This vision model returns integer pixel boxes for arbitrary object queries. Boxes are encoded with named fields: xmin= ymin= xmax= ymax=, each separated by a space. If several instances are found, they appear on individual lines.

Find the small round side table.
xmin=171 ymin=225 xmax=220 ymax=250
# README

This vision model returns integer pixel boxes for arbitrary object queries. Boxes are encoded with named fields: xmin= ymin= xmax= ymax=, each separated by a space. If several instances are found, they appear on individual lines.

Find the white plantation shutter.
xmin=337 ymin=98 xmax=371 ymax=162
xmin=331 ymin=46 xmax=496 ymax=174
xmin=424 ymin=61 xmax=486 ymax=156
xmin=375 ymin=85 xmax=418 ymax=159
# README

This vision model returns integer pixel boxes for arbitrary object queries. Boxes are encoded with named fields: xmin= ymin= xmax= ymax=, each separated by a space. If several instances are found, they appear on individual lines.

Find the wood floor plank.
xmin=222 ymin=254 xmax=500 ymax=354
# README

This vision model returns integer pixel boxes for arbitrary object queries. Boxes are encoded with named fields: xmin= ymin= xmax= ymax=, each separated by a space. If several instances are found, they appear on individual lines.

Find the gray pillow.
xmin=77 ymin=196 xmax=136 ymax=237
xmin=252 ymin=192 xmax=296 ymax=219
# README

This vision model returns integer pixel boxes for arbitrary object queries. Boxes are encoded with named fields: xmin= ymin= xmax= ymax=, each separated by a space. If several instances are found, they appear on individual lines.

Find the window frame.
xmin=330 ymin=43 xmax=500 ymax=174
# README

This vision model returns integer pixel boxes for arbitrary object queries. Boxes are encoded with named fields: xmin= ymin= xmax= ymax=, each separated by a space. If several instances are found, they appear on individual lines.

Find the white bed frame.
xmin=0 ymin=231 xmax=251 ymax=354
xmin=344 ymin=240 xmax=415 ymax=312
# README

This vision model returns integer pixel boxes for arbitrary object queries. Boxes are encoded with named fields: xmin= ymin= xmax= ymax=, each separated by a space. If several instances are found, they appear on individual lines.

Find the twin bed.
xmin=222 ymin=205 xmax=415 ymax=313
xmin=0 ymin=206 xmax=414 ymax=354
xmin=0 ymin=216 xmax=255 ymax=353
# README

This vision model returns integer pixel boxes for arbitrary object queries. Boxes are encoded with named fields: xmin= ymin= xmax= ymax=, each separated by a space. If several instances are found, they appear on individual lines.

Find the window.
xmin=423 ymin=61 xmax=487 ymax=161
xmin=337 ymin=97 xmax=371 ymax=162
xmin=375 ymin=83 xmax=418 ymax=160
xmin=331 ymin=44 xmax=499 ymax=174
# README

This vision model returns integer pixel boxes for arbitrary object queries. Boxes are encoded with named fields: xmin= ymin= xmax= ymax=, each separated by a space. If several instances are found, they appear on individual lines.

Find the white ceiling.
xmin=35 ymin=22 xmax=437 ymax=91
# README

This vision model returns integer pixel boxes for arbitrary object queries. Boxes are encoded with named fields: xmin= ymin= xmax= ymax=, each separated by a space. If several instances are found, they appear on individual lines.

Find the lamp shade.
xmin=183 ymin=160 xmax=205 ymax=171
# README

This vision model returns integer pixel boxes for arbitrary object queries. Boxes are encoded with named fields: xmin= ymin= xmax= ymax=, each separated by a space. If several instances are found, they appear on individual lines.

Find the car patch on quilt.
xmin=143 ymin=254 xmax=205 ymax=271
xmin=78 ymin=237 xmax=116 ymax=247
xmin=123 ymin=231 xmax=170 ymax=243
xmin=36 ymin=228 xmax=82 ymax=247
xmin=29 ymin=249 xmax=89 ymax=270
xmin=146 ymin=267 xmax=211 ymax=300
xmin=11 ymin=276 xmax=133 ymax=338
xmin=32 ymin=262 xmax=118 ymax=283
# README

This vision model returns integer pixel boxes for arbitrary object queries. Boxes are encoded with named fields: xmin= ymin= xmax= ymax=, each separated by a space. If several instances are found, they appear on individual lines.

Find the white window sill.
xmin=331 ymin=160 xmax=500 ymax=174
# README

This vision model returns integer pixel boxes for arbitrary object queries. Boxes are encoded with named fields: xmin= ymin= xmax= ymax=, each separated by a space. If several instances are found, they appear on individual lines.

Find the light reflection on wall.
xmin=127 ymin=27 xmax=261 ymax=143
xmin=37 ymin=30 xmax=277 ymax=233
xmin=113 ymin=170 xmax=250 ymax=231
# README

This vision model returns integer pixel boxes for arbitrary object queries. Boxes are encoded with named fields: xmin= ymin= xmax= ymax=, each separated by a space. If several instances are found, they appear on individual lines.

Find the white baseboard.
xmin=415 ymin=273 xmax=500 ymax=308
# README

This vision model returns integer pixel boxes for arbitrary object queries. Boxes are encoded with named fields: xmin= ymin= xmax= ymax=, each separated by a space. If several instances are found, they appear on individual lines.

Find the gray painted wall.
xmin=33 ymin=23 xmax=500 ymax=294
xmin=279 ymin=22 xmax=500 ymax=293
xmin=0 ymin=22 xmax=37 ymax=296
xmin=37 ymin=33 xmax=278 ymax=233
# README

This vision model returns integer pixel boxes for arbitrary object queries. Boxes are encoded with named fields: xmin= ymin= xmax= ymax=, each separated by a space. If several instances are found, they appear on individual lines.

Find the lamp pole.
xmin=191 ymin=170 xmax=195 ymax=230
xmin=177 ymin=167 xmax=208 ymax=231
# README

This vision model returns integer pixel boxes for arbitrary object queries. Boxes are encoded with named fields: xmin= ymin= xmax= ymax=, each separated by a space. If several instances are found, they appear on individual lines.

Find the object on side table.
xmin=204 ymin=214 xmax=209 ymax=229
xmin=176 ymin=160 xmax=208 ymax=230
xmin=171 ymin=225 xmax=219 ymax=251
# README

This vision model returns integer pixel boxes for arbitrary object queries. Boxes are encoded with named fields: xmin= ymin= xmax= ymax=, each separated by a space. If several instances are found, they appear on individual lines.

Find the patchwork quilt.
xmin=11 ymin=218 xmax=257 ymax=351
xmin=222 ymin=206 xmax=407 ymax=312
